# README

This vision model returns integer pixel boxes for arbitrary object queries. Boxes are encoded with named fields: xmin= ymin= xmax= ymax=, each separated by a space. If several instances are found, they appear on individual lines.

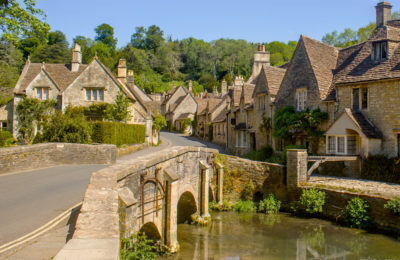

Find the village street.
xmin=0 ymin=132 xmax=224 ymax=250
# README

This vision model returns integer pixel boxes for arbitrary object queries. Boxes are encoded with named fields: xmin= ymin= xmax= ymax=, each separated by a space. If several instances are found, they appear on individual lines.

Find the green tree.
xmin=16 ymin=98 xmax=57 ymax=143
xmin=145 ymin=25 xmax=164 ymax=51
xmin=106 ymin=92 xmax=131 ymax=122
xmin=130 ymin=26 xmax=146 ymax=49
xmin=153 ymin=113 xmax=167 ymax=131
xmin=94 ymin=23 xmax=117 ymax=50
xmin=18 ymin=36 xmax=41 ymax=57
xmin=0 ymin=38 xmax=23 ymax=88
xmin=0 ymin=0 xmax=50 ymax=44
xmin=31 ymin=30 xmax=70 ymax=63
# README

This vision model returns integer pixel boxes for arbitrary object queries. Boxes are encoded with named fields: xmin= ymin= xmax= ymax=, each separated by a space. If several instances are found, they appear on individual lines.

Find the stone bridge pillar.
xmin=286 ymin=149 xmax=308 ymax=190
xmin=164 ymin=169 xmax=180 ymax=252
xmin=215 ymin=162 xmax=224 ymax=205
xmin=199 ymin=161 xmax=211 ymax=218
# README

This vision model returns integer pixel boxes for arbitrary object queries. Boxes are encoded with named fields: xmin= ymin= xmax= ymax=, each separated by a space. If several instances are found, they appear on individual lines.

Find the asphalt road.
xmin=0 ymin=132 xmax=224 ymax=246
xmin=0 ymin=165 xmax=107 ymax=246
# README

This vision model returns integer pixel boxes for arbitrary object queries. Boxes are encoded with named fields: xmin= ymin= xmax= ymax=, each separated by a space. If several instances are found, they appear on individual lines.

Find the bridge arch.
xmin=139 ymin=222 xmax=162 ymax=241
xmin=177 ymin=191 xmax=197 ymax=224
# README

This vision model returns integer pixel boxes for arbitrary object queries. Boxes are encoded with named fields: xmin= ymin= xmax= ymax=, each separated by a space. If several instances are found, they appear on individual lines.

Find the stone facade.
xmin=0 ymin=101 xmax=12 ymax=132
xmin=0 ymin=143 xmax=116 ymax=174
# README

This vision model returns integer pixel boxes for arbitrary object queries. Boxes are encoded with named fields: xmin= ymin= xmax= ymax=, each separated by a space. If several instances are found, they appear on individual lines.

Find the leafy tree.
xmin=94 ymin=23 xmax=117 ymax=50
xmin=31 ymin=31 xmax=70 ymax=63
xmin=18 ymin=36 xmax=41 ymax=57
xmin=130 ymin=26 xmax=146 ymax=49
xmin=0 ymin=39 xmax=23 ymax=88
xmin=106 ymin=92 xmax=131 ymax=122
xmin=0 ymin=0 xmax=50 ymax=44
xmin=145 ymin=25 xmax=164 ymax=51
xmin=73 ymin=35 xmax=95 ymax=64
xmin=152 ymin=113 xmax=167 ymax=132
xmin=16 ymin=98 xmax=57 ymax=143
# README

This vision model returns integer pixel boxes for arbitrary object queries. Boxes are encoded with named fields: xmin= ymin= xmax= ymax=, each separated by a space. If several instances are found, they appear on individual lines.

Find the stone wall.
xmin=0 ymin=143 xmax=116 ymax=174
xmin=218 ymin=154 xmax=287 ymax=202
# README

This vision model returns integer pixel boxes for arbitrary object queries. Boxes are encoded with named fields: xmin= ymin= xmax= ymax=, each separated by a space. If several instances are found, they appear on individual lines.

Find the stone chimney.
xmin=117 ymin=59 xmax=127 ymax=83
xmin=127 ymin=70 xmax=134 ymax=87
xmin=234 ymin=75 xmax=244 ymax=86
xmin=221 ymin=78 xmax=227 ymax=95
xmin=376 ymin=1 xmax=392 ymax=28
xmin=213 ymin=85 xmax=218 ymax=95
xmin=252 ymin=44 xmax=270 ymax=75
xmin=71 ymin=43 xmax=82 ymax=72
xmin=188 ymin=80 xmax=193 ymax=92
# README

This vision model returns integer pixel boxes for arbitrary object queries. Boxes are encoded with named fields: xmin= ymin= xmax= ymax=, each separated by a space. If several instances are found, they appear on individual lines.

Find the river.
xmin=160 ymin=211 xmax=400 ymax=260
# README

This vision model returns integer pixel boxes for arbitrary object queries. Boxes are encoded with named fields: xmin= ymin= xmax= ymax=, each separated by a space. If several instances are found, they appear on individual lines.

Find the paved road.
xmin=0 ymin=132 xmax=224 ymax=247
xmin=0 ymin=165 xmax=107 ymax=246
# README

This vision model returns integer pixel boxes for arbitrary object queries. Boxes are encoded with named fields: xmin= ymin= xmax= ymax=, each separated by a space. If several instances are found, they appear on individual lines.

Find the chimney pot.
xmin=127 ymin=70 xmax=134 ymax=87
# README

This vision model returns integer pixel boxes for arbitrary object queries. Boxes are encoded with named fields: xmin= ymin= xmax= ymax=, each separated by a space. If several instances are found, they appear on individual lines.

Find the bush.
xmin=361 ymin=155 xmax=400 ymax=184
xmin=384 ymin=198 xmax=400 ymax=215
xmin=342 ymin=197 xmax=371 ymax=229
xmin=209 ymin=200 xmax=232 ymax=211
xmin=245 ymin=145 xmax=274 ymax=162
xmin=299 ymin=188 xmax=326 ymax=214
xmin=282 ymin=145 xmax=306 ymax=163
xmin=120 ymin=233 xmax=158 ymax=260
xmin=42 ymin=111 xmax=92 ymax=144
xmin=91 ymin=122 xmax=145 ymax=146
xmin=181 ymin=118 xmax=192 ymax=133
xmin=0 ymin=130 xmax=16 ymax=147
xmin=258 ymin=193 xmax=281 ymax=214
xmin=233 ymin=200 xmax=256 ymax=213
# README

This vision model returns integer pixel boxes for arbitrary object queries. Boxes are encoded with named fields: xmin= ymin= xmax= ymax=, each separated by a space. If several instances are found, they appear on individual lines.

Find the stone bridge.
xmin=117 ymin=146 xmax=223 ymax=252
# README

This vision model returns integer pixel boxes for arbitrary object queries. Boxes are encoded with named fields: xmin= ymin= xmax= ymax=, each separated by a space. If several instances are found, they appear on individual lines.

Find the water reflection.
xmin=160 ymin=212 xmax=400 ymax=260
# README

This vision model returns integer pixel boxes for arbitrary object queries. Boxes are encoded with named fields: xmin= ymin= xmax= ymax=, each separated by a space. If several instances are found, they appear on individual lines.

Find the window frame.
xmin=85 ymin=88 xmax=104 ymax=101
xmin=326 ymin=135 xmax=359 ymax=155
xmin=296 ymin=88 xmax=307 ymax=111
xmin=35 ymin=87 xmax=49 ymax=100
xmin=351 ymin=87 xmax=368 ymax=110
xmin=372 ymin=41 xmax=388 ymax=61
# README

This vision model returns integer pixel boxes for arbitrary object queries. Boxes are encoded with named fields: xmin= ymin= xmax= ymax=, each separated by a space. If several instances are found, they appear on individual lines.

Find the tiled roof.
xmin=176 ymin=112 xmax=193 ymax=120
xmin=230 ymin=86 xmax=242 ymax=107
xmin=301 ymin=35 xmax=338 ymax=100
xmin=254 ymin=65 xmax=286 ymax=97
xmin=207 ymin=98 xmax=223 ymax=114
xmin=15 ymin=62 xmax=88 ymax=94
xmin=242 ymin=84 xmax=255 ymax=105
xmin=212 ymin=109 xmax=226 ymax=123
xmin=332 ymin=27 xmax=400 ymax=86
xmin=169 ymin=95 xmax=186 ymax=112
xmin=346 ymin=108 xmax=383 ymax=139
xmin=195 ymin=98 xmax=208 ymax=115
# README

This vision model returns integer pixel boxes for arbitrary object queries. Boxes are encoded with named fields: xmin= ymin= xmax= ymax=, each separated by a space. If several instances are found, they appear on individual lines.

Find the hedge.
xmin=91 ymin=122 xmax=145 ymax=146
xmin=361 ymin=155 xmax=400 ymax=184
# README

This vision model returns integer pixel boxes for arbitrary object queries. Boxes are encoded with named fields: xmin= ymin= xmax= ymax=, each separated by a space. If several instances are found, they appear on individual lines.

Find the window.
xmin=337 ymin=137 xmax=345 ymax=154
xmin=347 ymin=136 xmax=357 ymax=155
xmin=372 ymin=41 xmax=388 ymax=61
xmin=1 ymin=121 xmax=7 ymax=131
xmin=352 ymin=87 xmax=368 ymax=110
xmin=296 ymin=88 xmax=307 ymax=111
xmin=85 ymin=88 xmax=104 ymax=101
xmin=328 ymin=136 xmax=336 ymax=154
xmin=36 ymin=87 xmax=49 ymax=100
xmin=258 ymin=96 xmax=265 ymax=111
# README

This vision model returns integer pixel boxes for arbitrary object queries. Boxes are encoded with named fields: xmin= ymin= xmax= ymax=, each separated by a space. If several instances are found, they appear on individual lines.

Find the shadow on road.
xmin=169 ymin=133 xmax=226 ymax=153
xmin=66 ymin=204 xmax=82 ymax=243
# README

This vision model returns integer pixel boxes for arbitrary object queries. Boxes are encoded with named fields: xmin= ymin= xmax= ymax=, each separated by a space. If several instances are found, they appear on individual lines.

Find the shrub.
xmin=361 ymin=155 xmax=400 ymax=184
xmin=91 ymin=122 xmax=145 ymax=146
xmin=181 ymin=118 xmax=192 ymax=133
xmin=152 ymin=113 xmax=167 ymax=132
xmin=233 ymin=200 xmax=256 ymax=213
xmin=240 ymin=181 xmax=255 ymax=201
xmin=343 ymin=197 xmax=371 ymax=229
xmin=282 ymin=145 xmax=306 ymax=163
xmin=384 ymin=198 xmax=400 ymax=215
xmin=209 ymin=200 xmax=232 ymax=211
xmin=299 ymin=188 xmax=326 ymax=214
xmin=42 ymin=111 xmax=92 ymax=144
xmin=120 ymin=232 xmax=158 ymax=260
xmin=258 ymin=193 xmax=281 ymax=214
xmin=245 ymin=145 xmax=274 ymax=162
xmin=0 ymin=130 xmax=16 ymax=147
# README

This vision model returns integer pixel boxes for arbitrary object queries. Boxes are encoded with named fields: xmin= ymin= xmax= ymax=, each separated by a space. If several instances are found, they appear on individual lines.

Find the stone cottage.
xmin=12 ymin=43 xmax=155 ymax=143
xmin=325 ymin=1 xmax=400 ymax=158
xmin=161 ymin=85 xmax=197 ymax=131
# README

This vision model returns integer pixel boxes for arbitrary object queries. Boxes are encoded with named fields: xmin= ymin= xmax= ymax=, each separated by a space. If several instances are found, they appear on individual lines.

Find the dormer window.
xmin=372 ymin=41 xmax=388 ymax=61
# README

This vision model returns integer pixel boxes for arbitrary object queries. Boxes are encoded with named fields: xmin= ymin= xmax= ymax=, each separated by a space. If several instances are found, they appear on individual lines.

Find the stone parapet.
xmin=0 ymin=143 xmax=116 ymax=174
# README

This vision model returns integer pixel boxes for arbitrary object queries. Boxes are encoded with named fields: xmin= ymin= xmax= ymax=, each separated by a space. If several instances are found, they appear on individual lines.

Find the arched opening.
xmin=253 ymin=191 xmax=264 ymax=203
xmin=177 ymin=191 xmax=197 ymax=224
xmin=139 ymin=222 xmax=161 ymax=241
xmin=209 ymin=185 xmax=215 ymax=202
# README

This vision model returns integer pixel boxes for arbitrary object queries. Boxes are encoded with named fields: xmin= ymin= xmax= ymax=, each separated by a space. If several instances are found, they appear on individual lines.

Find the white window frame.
xmin=296 ymin=88 xmax=307 ymax=111
xmin=85 ymin=88 xmax=104 ymax=101
xmin=326 ymin=135 xmax=358 ymax=155
xmin=36 ymin=87 xmax=49 ymax=100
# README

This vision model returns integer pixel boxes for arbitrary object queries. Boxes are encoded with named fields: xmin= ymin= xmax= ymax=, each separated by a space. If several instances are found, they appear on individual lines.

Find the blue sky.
xmin=35 ymin=0 xmax=398 ymax=47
